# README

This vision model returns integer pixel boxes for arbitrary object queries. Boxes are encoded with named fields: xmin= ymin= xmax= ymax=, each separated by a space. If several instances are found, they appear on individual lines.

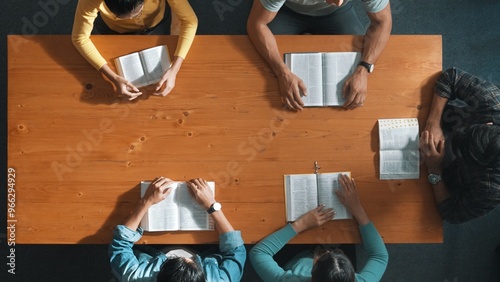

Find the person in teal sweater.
xmin=250 ymin=174 xmax=389 ymax=282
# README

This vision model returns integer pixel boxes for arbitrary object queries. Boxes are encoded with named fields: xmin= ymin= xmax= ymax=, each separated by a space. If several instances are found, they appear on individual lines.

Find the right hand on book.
xmin=113 ymin=76 xmax=143 ymax=101
xmin=142 ymin=177 xmax=174 ymax=206
xmin=277 ymin=70 xmax=306 ymax=111
xmin=187 ymin=178 xmax=216 ymax=210
xmin=423 ymin=122 xmax=445 ymax=146
xmin=336 ymin=174 xmax=370 ymax=225
xmin=291 ymin=205 xmax=335 ymax=234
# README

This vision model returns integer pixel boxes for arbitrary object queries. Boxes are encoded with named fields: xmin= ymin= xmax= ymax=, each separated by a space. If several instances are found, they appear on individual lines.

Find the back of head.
xmin=104 ymin=0 xmax=144 ymax=17
xmin=450 ymin=124 xmax=500 ymax=170
xmin=157 ymin=257 xmax=206 ymax=282
xmin=311 ymin=252 xmax=355 ymax=282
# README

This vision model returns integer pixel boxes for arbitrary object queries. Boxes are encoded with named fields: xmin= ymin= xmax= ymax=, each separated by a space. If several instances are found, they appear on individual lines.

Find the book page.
xmin=323 ymin=52 xmax=361 ymax=106
xmin=317 ymin=172 xmax=352 ymax=220
xmin=380 ymin=150 xmax=420 ymax=179
xmin=378 ymin=118 xmax=419 ymax=151
xmin=140 ymin=182 xmax=180 ymax=231
xmin=284 ymin=174 xmax=319 ymax=221
xmin=140 ymin=45 xmax=171 ymax=86
xmin=177 ymin=182 xmax=215 ymax=231
xmin=379 ymin=119 xmax=420 ymax=179
xmin=285 ymin=53 xmax=324 ymax=107
xmin=115 ymin=53 xmax=149 ymax=88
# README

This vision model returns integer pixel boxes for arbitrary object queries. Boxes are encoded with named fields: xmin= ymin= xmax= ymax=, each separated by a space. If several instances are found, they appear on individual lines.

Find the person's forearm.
xmin=169 ymin=56 xmax=183 ymax=75
xmin=211 ymin=211 xmax=235 ymax=234
xmin=352 ymin=208 xmax=370 ymax=226
xmin=99 ymin=64 xmax=119 ymax=84
xmin=426 ymin=93 xmax=448 ymax=128
xmin=361 ymin=6 xmax=392 ymax=65
xmin=431 ymin=179 xmax=451 ymax=204
xmin=247 ymin=21 xmax=289 ymax=77
xmin=124 ymin=199 xmax=152 ymax=231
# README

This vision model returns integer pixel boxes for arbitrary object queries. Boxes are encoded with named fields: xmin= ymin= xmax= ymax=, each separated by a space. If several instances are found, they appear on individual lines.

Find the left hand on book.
xmin=291 ymin=205 xmax=335 ymax=234
xmin=419 ymin=131 xmax=445 ymax=173
xmin=342 ymin=68 xmax=368 ymax=110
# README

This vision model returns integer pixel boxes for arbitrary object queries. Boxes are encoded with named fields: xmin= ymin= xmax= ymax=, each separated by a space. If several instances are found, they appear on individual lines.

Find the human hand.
xmin=153 ymin=67 xmax=176 ymax=97
xmin=277 ymin=70 xmax=306 ymax=111
xmin=423 ymin=123 xmax=445 ymax=146
xmin=342 ymin=69 xmax=368 ymax=110
xmin=419 ymin=131 xmax=445 ymax=173
xmin=142 ymin=177 xmax=174 ymax=206
xmin=291 ymin=205 xmax=335 ymax=234
xmin=112 ymin=75 xmax=143 ymax=101
xmin=187 ymin=178 xmax=216 ymax=210
xmin=336 ymin=174 xmax=364 ymax=217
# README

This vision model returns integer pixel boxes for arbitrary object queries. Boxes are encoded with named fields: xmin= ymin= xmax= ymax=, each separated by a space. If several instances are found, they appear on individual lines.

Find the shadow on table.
xmin=78 ymin=183 xmax=140 ymax=244
xmin=33 ymin=35 xmax=156 ymax=105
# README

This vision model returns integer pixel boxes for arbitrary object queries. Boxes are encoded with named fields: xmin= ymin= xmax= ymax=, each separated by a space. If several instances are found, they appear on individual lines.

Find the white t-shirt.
xmin=260 ymin=0 xmax=389 ymax=16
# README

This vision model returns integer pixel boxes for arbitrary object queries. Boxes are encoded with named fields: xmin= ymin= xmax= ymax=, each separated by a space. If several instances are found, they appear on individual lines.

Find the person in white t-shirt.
xmin=247 ymin=0 xmax=392 ymax=111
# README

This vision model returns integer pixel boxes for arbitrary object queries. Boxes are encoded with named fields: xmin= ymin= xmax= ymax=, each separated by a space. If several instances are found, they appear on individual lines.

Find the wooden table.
xmin=8 ymin=35 xmax=443 ymax=244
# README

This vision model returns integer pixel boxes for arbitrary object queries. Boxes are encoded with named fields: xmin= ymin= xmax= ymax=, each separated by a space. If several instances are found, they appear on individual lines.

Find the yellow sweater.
xmin=72 ymin=0 xmax=198 ymax=70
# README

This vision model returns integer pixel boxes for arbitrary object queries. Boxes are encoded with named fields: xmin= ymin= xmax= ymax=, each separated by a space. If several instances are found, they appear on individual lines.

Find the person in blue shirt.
xmin=250 ymin=174 xmax=389 ymax=282
xmin=109 ymin=177 xmax=246 ymax=282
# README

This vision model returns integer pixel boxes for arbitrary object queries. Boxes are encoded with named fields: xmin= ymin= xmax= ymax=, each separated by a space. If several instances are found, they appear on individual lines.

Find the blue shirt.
xmin=109 ymin=225 xmax=246 ymax=282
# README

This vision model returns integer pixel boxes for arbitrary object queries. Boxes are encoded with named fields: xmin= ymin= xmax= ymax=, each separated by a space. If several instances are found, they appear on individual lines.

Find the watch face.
xmin=369 ymin=64 xmax=374 ymax=73
xmin=213 ymin=202 xmax=222 ymax=211
xmin=428 ymin=174 xmax=441 ymax=184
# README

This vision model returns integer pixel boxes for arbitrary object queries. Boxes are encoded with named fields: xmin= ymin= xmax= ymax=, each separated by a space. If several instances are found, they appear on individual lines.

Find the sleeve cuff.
xmin=219 ymin=230 xmax=244 ymax=252
xmin=114 ymin=225 xmax=144 ymax=243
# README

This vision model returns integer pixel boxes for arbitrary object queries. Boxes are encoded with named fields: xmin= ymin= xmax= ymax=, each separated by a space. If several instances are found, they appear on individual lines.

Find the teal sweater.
xmin=250 ymin=222 xmax=389 ymax=282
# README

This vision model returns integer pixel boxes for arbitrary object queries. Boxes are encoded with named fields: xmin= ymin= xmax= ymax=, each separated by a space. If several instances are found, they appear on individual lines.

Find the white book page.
xmin=140 ymin=45 xmax=171 ymax=86
xmin=140 ymin=182 xmax=180 ymax=231
xmin=378 ymin=118 xmax=419 ymax=151
xmin=380 ymin=150 xmax=420 ymax=179
xmin=286 ymin=53 xmax=324 ymax=107
xmin=317 ymin=172 xmax=352 ymax=220
xmin=177 ymin=182 xmax=215 ymax=231
xmin=323 ymin=52 xmax=361 ymax=106
xmin=285 ymin=174 xmax=319 ymax=221
xmin=115 ymin=53 xmax=149 ymax=88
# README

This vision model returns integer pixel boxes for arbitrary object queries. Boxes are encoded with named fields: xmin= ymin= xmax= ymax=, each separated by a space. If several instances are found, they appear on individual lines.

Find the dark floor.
xmin=2 ymin=1 xmax=500 ymax=281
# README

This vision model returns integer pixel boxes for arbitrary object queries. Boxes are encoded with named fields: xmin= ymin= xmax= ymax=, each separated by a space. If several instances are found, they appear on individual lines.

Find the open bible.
xmin=114 ymin=45 xmax=171 ymax=88
xmin=284 ymin=52 xmax=361 ymax=107
xmin=284 ymin=172 xmax=352 ymax=222
xmin=379 ymin=118 xmax=420 ymax=180
xmin=139 ymin=181 xmax=215 ymax=232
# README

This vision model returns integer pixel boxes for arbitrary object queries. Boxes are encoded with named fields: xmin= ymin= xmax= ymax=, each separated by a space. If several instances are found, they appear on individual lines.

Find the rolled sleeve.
xmin=109 ymin=225 xmax=165 ymax=282
xmin=259 ymin=0 xmax=285 ymax=12
xmin=219 ymin=230 xmax=245 ymax=252
xmin=361 ymin=0 xmax=389 ymax=13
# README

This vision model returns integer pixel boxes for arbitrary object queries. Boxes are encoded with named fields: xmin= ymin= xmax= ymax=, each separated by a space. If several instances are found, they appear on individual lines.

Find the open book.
xmin=114 ymin=45 xmax=171 ymax=88
xmin=139 ymin=181 xmax=215 ymax=232
xmin=379 ymin=118 xmax=420 ymax=180
xmin=284 ymin=172 xmax=352 ymax=222
xmin=284 ymin=52 xmax=361 ymax=107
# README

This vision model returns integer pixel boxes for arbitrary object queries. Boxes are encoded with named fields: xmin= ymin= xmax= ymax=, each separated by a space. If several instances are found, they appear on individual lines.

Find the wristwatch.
xmin=358 ymin=61 xmax=374 ymax=73
xmin=207 ymin=202 xmax=222 ymax=214
xmin=427 ymin=173 xmax=442 ymax=185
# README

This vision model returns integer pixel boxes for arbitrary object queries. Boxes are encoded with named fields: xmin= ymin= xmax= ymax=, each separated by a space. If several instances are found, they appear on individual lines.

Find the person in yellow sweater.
xmin=72 ymin=0 xmax=198 ymax=100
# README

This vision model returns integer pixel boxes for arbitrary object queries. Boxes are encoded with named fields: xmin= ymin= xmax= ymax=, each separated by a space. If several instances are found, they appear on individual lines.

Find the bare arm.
xmin=343 ymin=2 xmax=392 ymax=109
xmin=247 ymin=0 xmax=306 ymax=111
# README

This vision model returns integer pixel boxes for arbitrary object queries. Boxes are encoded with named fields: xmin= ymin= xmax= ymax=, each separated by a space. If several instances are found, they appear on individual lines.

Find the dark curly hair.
xmin=450 ymin=124 xmax=500 ymax=169
xmin=103 ymin=0 xmax=144 ymax=17
xmin=156 ymin=257 xmax=206 ymax=282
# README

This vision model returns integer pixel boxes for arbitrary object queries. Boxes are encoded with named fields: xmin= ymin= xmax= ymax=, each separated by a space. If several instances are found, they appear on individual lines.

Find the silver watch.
xmin=428 ymin=173 xmax=442 ymax=185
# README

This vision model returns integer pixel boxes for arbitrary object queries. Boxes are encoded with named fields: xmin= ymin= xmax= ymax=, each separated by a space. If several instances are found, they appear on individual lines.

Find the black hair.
xmin=104 ymin=0 xmax=144 ymax=17
xmin=157 ymin=257 xmax=206 ymax=282
xmin=311 ymin=252 xmax=355 ymax=282
xmin=450 ymin=124 xmax=500 ymax=169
